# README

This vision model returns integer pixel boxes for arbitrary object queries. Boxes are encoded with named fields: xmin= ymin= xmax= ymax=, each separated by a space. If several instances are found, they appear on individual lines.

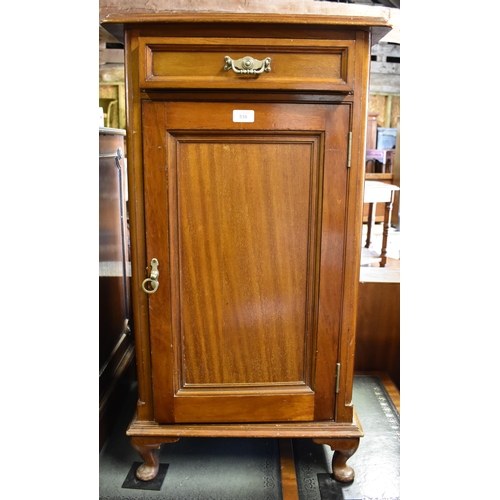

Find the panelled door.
xmin=141 ymin=101 xmax=350 ymax=424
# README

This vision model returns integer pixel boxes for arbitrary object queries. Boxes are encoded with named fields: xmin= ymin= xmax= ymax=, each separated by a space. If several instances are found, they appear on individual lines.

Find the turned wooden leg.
xmin=130 ymin=437 xmax=179 ymax=481
xmin=365 ymin=202 xmax=375 ymax=248
xmin=313 ymin=438 xmax=360 ymax=483
xmin=380 ymin=194 xmax=395 ymax=267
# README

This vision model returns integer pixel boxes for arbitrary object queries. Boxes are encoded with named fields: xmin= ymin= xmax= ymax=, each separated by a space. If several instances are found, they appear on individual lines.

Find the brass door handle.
xmin=142 ymin=258 xmax=159 ymax=294
xmin=223 ymin=55 xmax=271 ymax=75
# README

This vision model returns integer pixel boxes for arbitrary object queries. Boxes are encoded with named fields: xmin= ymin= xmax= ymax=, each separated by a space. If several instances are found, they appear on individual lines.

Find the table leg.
xmin=365 ymin=202 xmax=375 ymax=248
xmin=380 ymin=192 xmax=395 ymax=267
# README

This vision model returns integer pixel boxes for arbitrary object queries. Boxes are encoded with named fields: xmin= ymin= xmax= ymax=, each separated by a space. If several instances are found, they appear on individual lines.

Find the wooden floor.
xmin=356 ymin=371 xmax=400 ymax=413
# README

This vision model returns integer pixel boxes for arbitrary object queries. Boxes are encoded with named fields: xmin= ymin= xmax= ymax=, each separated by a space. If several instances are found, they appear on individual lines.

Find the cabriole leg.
xmin=313 ymin=437 xmax=360 ymax=483
xmin=130 ymin=436 xmax=180 ymax=481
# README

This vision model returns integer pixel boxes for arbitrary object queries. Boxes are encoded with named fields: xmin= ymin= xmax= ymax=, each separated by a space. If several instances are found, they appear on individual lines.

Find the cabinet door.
xmin=142 ymin=101 xmax=350 ymax=423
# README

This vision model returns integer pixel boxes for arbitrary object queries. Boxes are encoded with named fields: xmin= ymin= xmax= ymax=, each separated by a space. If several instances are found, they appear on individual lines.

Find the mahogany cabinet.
xmin=101 ymin=12 xmax=391 ymax=484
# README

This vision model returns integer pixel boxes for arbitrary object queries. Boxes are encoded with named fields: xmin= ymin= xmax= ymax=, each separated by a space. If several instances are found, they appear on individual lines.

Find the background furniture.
xmin=366 ymin=112 xmax=379 ymax=150
xmin=99 ymin=127 xmax=135 ymax=451
xmin=365 ymin=148 xmax=395 ymax=175
xmin=391 ymin=116 xmax=400 ymax=228
xmin=99 ymin=83 xmax=126 ymax=129
xmin=355 ymin=268 xmax=400 ymax=389
xmin=99 ymin=26 xmax=126 ymax=130
xmin=363 ymin=147 xmax=396 ymax=223
xmin=363 ymin=180 xmax=400 ymax=267
xmin=101 ymin=9 xmax=392 ymax=488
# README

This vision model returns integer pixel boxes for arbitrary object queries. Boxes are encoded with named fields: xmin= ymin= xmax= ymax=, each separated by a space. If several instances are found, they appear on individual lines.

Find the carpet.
xmin=293 ymin=375 xmax=400 ymax=500
xmin=99 ymin=375 xmax=399 ymax=499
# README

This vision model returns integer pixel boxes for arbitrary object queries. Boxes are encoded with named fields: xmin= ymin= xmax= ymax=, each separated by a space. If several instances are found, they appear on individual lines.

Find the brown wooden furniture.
xmin=391 ymin=116 xmax=401 ymax=228
xmin=355 ymin=269 xmax=400 ymax=390
xmin=99 ymin=127 xmax=135 ymax=450
xmin=363 ymin=147 xmax=395 ymax=223
xmin=101 ymin=11 xmax=391 ymax=485
xmin=366 ymin=112 xmax=379 ymax=150
xmin=363 ymin=181 xmax=399 ymax=267
xmin=365 ymin=148 xmax=395 ymax=175
xmin=363 ymin=106 xmax=398 ymax=224
xmin=99 ymin=82 xmax=126 ymax=129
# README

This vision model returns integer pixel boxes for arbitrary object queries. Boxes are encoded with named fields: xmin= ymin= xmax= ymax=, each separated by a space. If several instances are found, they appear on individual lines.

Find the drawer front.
xmin=138 ymin=37 xmax=355 ymax=92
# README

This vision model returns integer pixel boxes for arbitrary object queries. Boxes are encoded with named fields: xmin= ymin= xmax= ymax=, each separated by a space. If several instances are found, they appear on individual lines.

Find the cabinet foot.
xmin=130 ymin=437 xmax=180 ymax=481
xmin=313 ymin=438 xmax=360 ymax=483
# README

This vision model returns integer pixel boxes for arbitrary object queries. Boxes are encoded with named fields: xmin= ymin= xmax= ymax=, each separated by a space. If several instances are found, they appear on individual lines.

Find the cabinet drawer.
xmin=138 ymin=37 xmax=355 ymax=92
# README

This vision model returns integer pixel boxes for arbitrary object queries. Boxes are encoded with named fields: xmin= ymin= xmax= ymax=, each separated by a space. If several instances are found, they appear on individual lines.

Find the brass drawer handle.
xmin=224 ymin=55 xmax=271 ymax=75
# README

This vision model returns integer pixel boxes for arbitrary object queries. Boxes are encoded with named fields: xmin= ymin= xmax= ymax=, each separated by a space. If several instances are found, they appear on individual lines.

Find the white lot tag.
xmin=233 ymin=110 xmax=255 ymax=123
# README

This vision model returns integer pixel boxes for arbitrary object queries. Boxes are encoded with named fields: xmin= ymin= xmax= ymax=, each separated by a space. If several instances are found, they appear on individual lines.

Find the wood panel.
xmin=174 ymin=138 xmax=317 ymax=387
xmin=279 ymin=439 xmax=300 ymax=500
xmin=369 ymin=42 xmax=400 ymax=94
xmin=355 ymin=271 xmax=400 ymax=389
xmin=139 ymin=36 xmax=354 ymax=92
xmin=366 ymin=113 xmax=378 ymax=150
xmin=141 ymin=100 xmax=350 ymax=424
xmin=368 ymin=94 xmax=400 ymax=128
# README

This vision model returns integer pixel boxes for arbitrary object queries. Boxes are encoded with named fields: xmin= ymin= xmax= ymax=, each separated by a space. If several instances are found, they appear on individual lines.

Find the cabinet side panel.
xmin=314 ymin=103 xmax=351 ymax=421
xmin=336 ymin=30 xmax=372 ymax=423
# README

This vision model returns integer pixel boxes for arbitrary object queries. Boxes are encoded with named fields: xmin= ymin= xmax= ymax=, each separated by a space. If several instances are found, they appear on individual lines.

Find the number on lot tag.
xmin=233 ymin=110 xmax=255 ymax=123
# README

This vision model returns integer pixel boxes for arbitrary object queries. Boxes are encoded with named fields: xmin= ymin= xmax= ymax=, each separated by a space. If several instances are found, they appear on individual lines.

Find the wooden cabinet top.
xmin=101 ymin=11 xmax=392 ymax=46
